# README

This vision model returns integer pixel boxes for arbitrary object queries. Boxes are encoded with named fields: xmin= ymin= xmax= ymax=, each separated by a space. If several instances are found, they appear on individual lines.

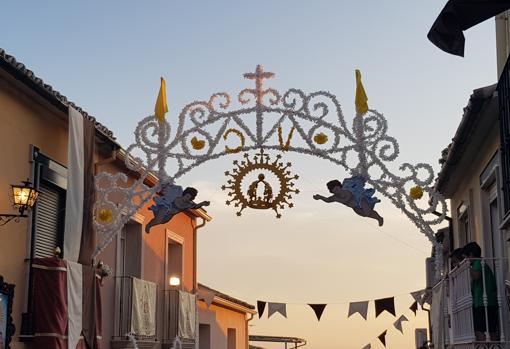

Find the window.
xmin=458 ymin=202 xmax=470 ymax=247
xmin=227 ymin=328 xmax=236 ymax=349
xmin=114 ymin=219 xmax=143 ymax=340
xmin=164 ymin=231 xmax=186 ymax=342
xmin=483 ymin=182 xmax=501 ymax=258
xmin=199 ymin=324 xmax=211 ymax=349
xmin=119 ymin=222 xmax=143 ymax=278
xmin=497 ymin=64 xmax=510 ymax=218
xmin=166 ymin=232 xmax=183 ymax=289
xmin=22 ymin=147 xmax=67 ymax=338
xmin=30 ymin=147 xmax=67 ymax=259
xmin=480 ymin=154 xmax=503 ymax=258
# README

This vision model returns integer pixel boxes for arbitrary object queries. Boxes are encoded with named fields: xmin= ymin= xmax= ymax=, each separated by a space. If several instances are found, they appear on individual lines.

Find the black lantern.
xmin=0 ymin=179 xmax=39 ymax=226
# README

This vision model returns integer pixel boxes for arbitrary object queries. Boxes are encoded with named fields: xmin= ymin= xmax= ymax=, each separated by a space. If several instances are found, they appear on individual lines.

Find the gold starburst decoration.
xmin=221 ymin=148 xmax=299 ymax=218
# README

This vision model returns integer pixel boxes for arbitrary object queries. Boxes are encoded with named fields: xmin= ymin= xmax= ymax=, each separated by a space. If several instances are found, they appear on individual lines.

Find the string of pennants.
xmin=253 ymin=289 xmax=427 ymax=322
xmin=197 ymin=288 xmax=428 ymax=347
xmin=360 ymin=314 xmax=409 ymax=349
xmin=252 ymin=289 xmax=427 ymax=349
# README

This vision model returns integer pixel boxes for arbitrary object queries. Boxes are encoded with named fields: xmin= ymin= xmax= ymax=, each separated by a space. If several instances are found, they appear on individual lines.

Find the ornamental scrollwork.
xmin=93 ymin=65 xmax=448 ymax=276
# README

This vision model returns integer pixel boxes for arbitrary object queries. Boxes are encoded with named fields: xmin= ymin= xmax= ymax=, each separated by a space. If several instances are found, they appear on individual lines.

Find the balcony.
xmin=163 ymin=289 xmax=197 ymax=349
xmin=112 ymin=276 xmax=160 ymax=349
xmin=431 ymin=258 xmax=510 ymax=349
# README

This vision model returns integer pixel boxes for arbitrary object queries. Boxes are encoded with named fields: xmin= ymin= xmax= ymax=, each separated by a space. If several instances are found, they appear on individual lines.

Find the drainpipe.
xmin=193 ymin=216 xmax=207 ymax=292
xmin=496 ymin=11 xmax=510 ymax=78
xmin=193 ymin=216 xmax=207 ymax=349
xmin=246 ymin=312 xmax=254 ymax=349
xmin=420 ymin=302 xmax=432 ymax=348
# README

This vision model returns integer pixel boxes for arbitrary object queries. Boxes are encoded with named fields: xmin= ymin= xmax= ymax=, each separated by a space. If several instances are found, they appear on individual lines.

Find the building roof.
xmin=435 ymin=84 xmax=498 ymax=196
xmin=249 ymin=335 xmax=306 ymax=344
xmin=0 ymin=47 xmax=117 ymax=143
xmin=198 ymin=283 xmax=255 ymax=310
xmin=0 ymin=48 xmax=213 ymax=221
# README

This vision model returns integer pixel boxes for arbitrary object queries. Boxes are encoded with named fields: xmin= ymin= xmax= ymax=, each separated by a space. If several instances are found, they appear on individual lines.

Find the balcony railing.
xmin=113 ymin=276 xmax=159 ymax=342
xmin=163 ymin=290 xmax=197 ymax=349
xmin=433 ymin=258 xmax=510 ymax=349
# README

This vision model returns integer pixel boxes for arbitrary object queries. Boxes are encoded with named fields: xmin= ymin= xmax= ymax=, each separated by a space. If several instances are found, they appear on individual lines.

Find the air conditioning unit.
xmin=415 ymin=328 xmax=428 ymax=348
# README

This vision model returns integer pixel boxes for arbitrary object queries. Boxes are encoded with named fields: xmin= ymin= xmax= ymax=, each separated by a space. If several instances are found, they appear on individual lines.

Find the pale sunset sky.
xmin=0 ymin=1 xmax=499 ymax=348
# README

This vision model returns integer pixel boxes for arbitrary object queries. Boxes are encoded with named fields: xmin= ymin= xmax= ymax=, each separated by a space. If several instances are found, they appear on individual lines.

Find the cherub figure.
xmin=313 ymin=176 xmax=384 ymax=226
xmin=145 ymin=185 xmax=210 ymax=234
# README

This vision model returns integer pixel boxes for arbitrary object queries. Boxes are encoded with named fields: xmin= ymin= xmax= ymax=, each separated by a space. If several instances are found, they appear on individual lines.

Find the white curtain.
xmin=131 ymin=278 xmax=157 ymax=336
xmin=178 ymin=291 xmax=196 ymax=339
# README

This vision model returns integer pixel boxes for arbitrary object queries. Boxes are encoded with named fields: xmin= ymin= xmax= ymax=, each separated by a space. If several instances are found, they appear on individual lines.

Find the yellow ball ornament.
xmin=98 ymin=209 xmax=113 ymax=223
xmin=314 ymin=133 xmax=328 ymax=144
xmin=410 ymin=186 xmax=424 ymax=200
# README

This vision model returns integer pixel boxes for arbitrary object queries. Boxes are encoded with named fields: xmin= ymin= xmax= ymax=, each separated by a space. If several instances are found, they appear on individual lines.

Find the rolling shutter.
xmin=33 ymin=182 xmax=65 ymax=258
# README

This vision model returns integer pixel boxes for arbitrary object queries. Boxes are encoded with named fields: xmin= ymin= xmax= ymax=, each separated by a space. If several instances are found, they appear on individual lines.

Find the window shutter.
xmin=33 ymin=183 xmax=64 ymax=258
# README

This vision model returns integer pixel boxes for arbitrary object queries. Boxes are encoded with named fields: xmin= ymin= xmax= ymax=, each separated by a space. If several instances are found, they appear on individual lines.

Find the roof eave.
xmin=435 ymin=84 xmax=497 ymax=196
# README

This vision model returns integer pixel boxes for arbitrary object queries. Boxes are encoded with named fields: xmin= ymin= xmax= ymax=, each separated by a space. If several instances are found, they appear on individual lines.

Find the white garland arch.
xmin=93 ymin=65 xmax=448 ymax=275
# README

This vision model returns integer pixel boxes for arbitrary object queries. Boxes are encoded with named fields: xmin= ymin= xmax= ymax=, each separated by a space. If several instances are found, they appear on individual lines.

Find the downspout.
xmin=193 ymin=216 xmax=207 ymax=292
xmin=246 ymin=312 xmax=254 ymax=349
xmin=421 ymin=303 xmax=432 ymax=348
xmin=193 ymin=216 xmax=207 ymax=349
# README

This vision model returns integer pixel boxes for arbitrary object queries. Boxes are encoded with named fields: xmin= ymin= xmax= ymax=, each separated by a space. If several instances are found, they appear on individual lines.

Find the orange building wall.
xmin=0 ymin=68 xmax=203 ymax=349
xmin=198 ymin=301 xmax=249 ymax=349
xmin=0 ymin=71 xmax=68 ymax=349
xmin=95 ymin=162 xmax=198 ymax=346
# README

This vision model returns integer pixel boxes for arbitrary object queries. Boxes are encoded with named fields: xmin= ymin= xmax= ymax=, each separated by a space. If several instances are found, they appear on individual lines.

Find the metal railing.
xmin=163 ymin=289 xmax=196 ymax=348
xmin=113 ymin=276 xmax=159 ymax=341
xmin=437 ymin=258 xmax=510 ymax=348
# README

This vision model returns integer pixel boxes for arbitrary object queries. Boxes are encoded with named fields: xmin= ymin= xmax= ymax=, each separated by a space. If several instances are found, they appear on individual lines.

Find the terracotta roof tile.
xmin=198 ymin=283 xmax=255 ymax=310
xmin=0 ymin=48 xmax=116 ymax=142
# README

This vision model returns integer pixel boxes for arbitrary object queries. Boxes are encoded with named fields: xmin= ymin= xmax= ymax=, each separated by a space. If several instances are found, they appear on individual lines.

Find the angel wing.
xmin=342 ymin=176 xmax=379 ymax=207
xmin=149 ymin=184 xmax=183 ymax=212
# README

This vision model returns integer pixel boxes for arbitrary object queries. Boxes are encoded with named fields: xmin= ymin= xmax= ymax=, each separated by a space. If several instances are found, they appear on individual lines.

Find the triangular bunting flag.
xmin=378 ymin=330 xmax=387 ymax=347
xmin=411 ymin=290 xmax=427 ymax=305
xmin=308 ymin=304 xmax=327 ymax=321
xmin=411 ymin=290 xmax=423 ymax=302
xmin=348 ymin=301 xmax=369 ymax=320
xmin=268 ymin=302 xmax=287 ymax=319
xmin=393 ymin=315 xmax=409 ymax=334
xmin=197 ymin=289 xmax=215 ymax=308
xmin=257 ymin=301 xmax=267 ymax=319
xmin=410 ymin=301 xmax=418 ymax=315
xmin=375 ymin=297 xmax=396 ymax=317
xmin=361 ymin=344 xmax=371 ymax=349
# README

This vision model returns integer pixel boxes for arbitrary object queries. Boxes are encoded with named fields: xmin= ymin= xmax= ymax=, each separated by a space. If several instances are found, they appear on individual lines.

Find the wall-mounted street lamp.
xmin=0 ymin=179 xmax=39 ymax=226
xmin=169 ymin=276 xmax=181 ymax=287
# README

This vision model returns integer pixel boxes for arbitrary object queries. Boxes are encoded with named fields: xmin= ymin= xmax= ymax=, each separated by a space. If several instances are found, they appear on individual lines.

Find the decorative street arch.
xmin=93 ymin=66 xmax=448 ymax=275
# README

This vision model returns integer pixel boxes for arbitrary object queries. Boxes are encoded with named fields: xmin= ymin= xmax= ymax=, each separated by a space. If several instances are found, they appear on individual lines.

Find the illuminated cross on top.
xmin=243 ymin=65 xmax=275 ymax=106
